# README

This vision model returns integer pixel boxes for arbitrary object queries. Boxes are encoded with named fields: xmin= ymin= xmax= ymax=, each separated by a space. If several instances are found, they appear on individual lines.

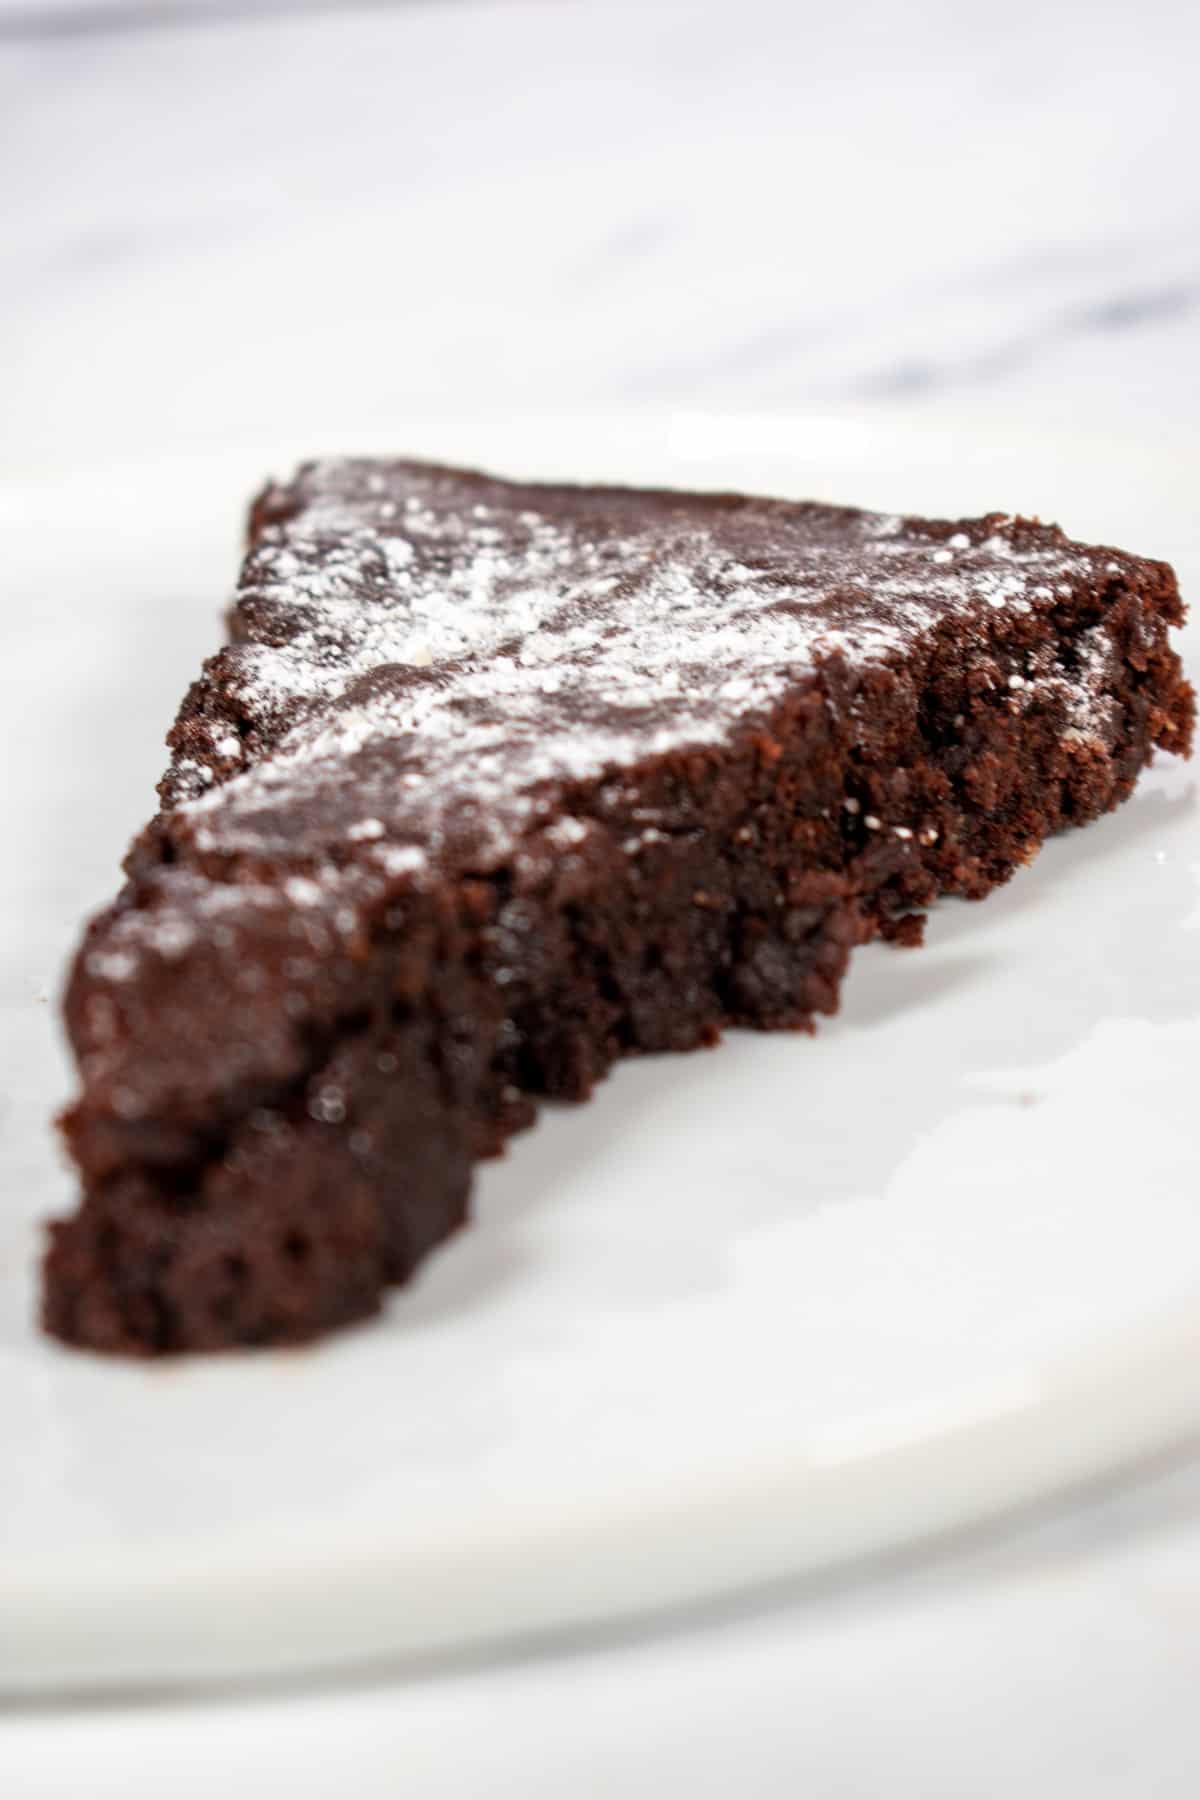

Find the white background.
xmin=4 ymin=2 xmax=1200 ymax=1794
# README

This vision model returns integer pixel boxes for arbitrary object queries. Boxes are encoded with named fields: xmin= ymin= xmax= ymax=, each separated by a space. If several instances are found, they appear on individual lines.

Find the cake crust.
xmin=46 ymin=459 xmax=1194 ymax=1353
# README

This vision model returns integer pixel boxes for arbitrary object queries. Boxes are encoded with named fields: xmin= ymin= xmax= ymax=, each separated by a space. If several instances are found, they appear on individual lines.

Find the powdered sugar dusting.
xmin=99 ymin=460 xmax=1134 ymax=973
xmin=1059 ymin=622 xmax=1121 ymax=741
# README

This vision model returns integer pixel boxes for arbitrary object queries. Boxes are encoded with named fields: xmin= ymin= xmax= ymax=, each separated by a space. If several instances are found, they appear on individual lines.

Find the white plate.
xmin=2 ymin=414 xmax=1198 ymax=1696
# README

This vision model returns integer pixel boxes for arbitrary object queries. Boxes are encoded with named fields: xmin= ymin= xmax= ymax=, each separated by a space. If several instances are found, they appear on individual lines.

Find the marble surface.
xmin=3 ymin=0 xmax=1200 ymax=473
xmin=3 ymin=1 xmax=1200 ymax=1794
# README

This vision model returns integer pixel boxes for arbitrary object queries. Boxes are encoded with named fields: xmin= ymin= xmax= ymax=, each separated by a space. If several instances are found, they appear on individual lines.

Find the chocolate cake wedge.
xmin=47 ymin=458 xmax=1194 ymax=1354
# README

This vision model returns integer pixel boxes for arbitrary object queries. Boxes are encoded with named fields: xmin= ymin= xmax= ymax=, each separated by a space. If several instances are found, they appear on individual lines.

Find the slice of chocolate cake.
xmin=47 ymin=459 xmax=1194 ymax=1354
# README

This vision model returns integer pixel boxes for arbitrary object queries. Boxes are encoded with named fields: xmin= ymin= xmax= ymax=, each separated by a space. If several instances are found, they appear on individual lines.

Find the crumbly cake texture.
xmin=47 ymin=459 xmax=1194 ymax=1354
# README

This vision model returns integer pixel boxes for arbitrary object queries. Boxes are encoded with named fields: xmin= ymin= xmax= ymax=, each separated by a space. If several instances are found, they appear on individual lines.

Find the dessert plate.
xmin=2 ymin=413 xmax=1198 ymax=1695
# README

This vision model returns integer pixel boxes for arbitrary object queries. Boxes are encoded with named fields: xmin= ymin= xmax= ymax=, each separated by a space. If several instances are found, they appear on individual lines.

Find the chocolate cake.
xmin=46 ymin=458 xmax=1194 ymax=1354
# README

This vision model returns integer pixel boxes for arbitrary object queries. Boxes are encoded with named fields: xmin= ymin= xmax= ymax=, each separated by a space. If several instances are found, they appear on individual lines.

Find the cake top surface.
xmin=80 ymin=457 xmax=1144 ymax=987
xmin=160 ymin=458 xmax=1121 ymax=867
